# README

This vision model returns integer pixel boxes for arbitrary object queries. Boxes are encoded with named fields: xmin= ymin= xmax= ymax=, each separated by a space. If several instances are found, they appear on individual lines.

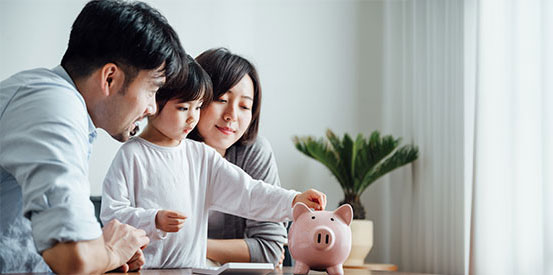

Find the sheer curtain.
xmin=365 ymin=1 xmax=464 ymax=274
xmin=468 ymin=0 xmax=553 ymax=274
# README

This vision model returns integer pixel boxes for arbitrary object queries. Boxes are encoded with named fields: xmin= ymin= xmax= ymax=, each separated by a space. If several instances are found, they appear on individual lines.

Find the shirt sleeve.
xmin=206 ymin=146 xmax=299 ymax=223
xmin=0 ymin=83 xmax=101 ymax=252
xmin=240 ymin=137 xmax=288 ymax=264
xmin=100 ymin=146 xmax=167 ymax=240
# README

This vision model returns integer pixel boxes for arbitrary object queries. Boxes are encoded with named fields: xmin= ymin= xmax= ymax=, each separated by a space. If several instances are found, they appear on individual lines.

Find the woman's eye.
xmin=217 ymin=99 xmax=227 ymax=103
xmin=241 ymin=106 xmax=251 ymax=110
xmin=178 ymin=107 xmax=188 ymax=111
xmin=195 ymin=106 xmax=202 ymax=110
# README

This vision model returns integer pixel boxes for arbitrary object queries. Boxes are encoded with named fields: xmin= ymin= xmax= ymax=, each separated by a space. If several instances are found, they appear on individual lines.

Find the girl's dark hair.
xmin=189 ymin=48 xmax=262 ymax=145
xmin=154 ymin=55 xmax=213 ymax=114
xmin=61 ymin=0 xmax=187 ymax=89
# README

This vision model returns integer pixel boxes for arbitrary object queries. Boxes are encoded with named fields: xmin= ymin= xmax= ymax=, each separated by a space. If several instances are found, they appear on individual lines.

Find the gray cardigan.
xmin=207 ymin=136 xmax=287 ymax=264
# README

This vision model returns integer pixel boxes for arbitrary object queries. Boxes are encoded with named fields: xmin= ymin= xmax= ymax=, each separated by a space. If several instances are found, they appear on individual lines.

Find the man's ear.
xmin=100 ymin=63 xmax=123 ymax=96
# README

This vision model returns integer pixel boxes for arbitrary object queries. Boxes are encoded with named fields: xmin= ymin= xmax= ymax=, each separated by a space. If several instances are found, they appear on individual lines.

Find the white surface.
xmin=192 ymin=262 xmax=273 ymax=275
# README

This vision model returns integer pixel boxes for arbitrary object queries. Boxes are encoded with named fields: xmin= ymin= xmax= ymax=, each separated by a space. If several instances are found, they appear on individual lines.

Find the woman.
xmin=189 ymin=48 xmax=286 ymax=266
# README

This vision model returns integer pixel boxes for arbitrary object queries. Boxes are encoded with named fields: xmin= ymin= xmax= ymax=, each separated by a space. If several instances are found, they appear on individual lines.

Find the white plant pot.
xmin=343 ymin=219 xmax=373 ymax=266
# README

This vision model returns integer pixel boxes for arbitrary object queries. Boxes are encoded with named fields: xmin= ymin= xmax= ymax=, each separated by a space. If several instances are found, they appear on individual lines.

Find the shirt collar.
xmin=52 ymin=65 xmax=98 ymax=144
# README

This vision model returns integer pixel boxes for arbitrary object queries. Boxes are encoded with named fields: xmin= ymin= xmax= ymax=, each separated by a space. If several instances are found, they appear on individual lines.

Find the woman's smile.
xmin=215 ymin=125 xmax=235 ymax=135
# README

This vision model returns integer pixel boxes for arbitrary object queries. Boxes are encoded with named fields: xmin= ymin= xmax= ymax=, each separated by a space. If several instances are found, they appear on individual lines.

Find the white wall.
xmin=0 ymin=0 xmax=383 ymax=213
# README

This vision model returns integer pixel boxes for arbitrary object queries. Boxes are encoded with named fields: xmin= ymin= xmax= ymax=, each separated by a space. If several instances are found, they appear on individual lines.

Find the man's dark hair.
xmin=155 ymin=55 xmax=213 ymax=114
xmin=189 ymin=48 xmax=262 ymax=145
xmin=61 ymin=0 xmax=187 ymax=87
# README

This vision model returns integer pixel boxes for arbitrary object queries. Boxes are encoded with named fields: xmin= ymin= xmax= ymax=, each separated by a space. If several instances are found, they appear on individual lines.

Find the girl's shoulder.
xmin=118 ymin=137 xmax=150 ymax=153
xmin=111 ymin=137 xmax=149 ymax=162
xmin=183 ymin=138 xmax=219 ymax=156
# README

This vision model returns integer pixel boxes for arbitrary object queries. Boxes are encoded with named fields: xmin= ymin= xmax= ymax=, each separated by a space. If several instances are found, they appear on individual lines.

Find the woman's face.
xmin=196 ymin=74 xmax=254 ymax=155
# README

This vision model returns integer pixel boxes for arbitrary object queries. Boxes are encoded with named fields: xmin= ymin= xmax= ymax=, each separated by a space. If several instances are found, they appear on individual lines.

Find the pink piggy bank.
xmin=288 ymin=202 xmax=353 ymax=275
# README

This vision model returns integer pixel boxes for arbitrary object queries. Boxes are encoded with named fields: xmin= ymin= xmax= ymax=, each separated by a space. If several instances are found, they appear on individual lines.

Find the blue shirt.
xmin=0 ymin=66 xmax=102 ymax=273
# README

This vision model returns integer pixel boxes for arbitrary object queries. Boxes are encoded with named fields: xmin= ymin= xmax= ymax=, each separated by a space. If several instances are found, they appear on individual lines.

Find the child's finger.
xmin=303 ymin=200 xmax=322 ymax=210
xmin=168 ymin=218 xmax=186 ymax=225
xmin=166 ymin=227 xmax=179 ymax=232
xmin=318 ymin=192 xmax=326 ymax=209
xmin=167 ymin=211 xmax=187 ymax=219
xmin=307 ymin=189 xmax=326 ymax=210
xmin=168 ymin=224 xmax=184 ymax=232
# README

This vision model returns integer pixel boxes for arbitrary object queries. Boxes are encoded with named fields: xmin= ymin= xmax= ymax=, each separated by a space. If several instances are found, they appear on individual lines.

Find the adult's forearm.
xmin=206 ymin=239 xmax=250 ymax=264
xmin=243 ymin=237 xmax=284 ymax=264
xmin=42 ymin=236 xmax=116 ymax=274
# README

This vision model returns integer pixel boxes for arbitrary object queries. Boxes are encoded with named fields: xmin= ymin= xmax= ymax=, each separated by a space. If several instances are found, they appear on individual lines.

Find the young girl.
xmin=100 ymin=56 xmax=326 ymax=269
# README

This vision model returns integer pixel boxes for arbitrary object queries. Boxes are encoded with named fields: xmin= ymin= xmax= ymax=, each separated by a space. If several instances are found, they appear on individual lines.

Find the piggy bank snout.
xmin=312 ymin=226 xmax=335 ymax=250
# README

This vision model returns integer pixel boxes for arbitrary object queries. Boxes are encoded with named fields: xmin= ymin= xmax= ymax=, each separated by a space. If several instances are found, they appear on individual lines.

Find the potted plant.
xmin=293 ymin=129 xmax=418 ymax=266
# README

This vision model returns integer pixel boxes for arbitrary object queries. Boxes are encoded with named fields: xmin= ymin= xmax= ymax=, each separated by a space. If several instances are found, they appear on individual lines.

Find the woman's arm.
xmin=207 ymin=239 xmax=251 ymax=263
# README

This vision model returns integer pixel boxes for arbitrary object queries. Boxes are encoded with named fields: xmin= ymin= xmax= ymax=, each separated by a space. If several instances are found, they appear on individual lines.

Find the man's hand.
xmin=292 ymin=189 xmax=327 ymax=210
xmin=155 ymin=210 xmax=187 ymax=232
xmin=103 ymin=219 xmax=149 ymax=272
xmin=113 ymin=249 xmax=146 ymax=272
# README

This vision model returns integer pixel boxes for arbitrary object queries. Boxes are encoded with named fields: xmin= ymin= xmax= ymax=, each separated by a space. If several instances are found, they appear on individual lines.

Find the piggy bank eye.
xmin=311 ymin=216 xmax=316 ymax=219
xmin=330 ymin=218 xmax=335 ymax=221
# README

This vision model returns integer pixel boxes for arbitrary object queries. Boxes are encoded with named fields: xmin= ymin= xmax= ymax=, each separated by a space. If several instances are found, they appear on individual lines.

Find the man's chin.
xmin=111 ymin=132 xmax=130 ymax=142
xmin=111 ymin=124 xmax=139 ymax=142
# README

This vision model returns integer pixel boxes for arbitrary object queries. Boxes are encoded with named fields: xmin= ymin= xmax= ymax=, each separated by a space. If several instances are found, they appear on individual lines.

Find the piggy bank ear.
xmin=293 ymin=202 xmax=313 ymax=221
xmin=334 ymin=204 xmax=353 ymax=225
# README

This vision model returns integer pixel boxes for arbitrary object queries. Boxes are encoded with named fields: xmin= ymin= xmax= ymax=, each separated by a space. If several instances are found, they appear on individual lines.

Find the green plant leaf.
xmin=293 ymin=136 xmax=349 ymax=191
xmin=293 ymin=129 xmax=419 ymax=218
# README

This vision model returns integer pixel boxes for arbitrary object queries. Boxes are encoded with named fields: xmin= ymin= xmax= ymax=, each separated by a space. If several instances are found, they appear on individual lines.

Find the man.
xmin=0 ymin=0 xmax=187 ymax=273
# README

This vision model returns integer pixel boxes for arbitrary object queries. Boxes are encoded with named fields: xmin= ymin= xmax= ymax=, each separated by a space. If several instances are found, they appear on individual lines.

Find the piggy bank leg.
xmin=326 ymin=264 xmax=344 ymax=275
xmin=293 ymin=261 xmax=310 ymax=274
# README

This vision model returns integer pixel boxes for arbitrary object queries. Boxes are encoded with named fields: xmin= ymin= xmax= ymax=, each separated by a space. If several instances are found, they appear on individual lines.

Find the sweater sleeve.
xmin=100 ymin=145 xmax=166 ymax=240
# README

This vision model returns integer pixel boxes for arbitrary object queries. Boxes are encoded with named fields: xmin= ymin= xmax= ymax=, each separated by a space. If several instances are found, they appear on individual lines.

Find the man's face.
xmin=104 ymin=68 xmax=165 ymax=142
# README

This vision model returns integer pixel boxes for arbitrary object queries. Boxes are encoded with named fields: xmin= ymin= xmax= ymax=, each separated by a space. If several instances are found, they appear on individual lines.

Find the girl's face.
xmin=196 ymin=74 xmax=254 ymax=155
xmin=150 ymin=98 xmax=203 ymax=143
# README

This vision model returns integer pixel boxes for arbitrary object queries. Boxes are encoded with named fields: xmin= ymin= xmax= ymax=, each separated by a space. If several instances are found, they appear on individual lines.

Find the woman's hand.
xmin=292 ymin=189 xmax=327 ymax=210
xmin=155 ymin=210 xmax=187 ymax=232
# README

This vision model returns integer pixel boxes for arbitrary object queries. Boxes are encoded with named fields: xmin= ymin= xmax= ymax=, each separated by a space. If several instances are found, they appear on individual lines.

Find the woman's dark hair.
xmin=189 ymin=48 xmax=262 ymax=145
xmin=154 ymin=55 xmax=213 ymax=114
xmin=61 ymin=0 xmax=187 ymax=89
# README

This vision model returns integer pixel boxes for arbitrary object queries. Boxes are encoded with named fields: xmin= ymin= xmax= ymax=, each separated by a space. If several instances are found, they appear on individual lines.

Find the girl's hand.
xmin=155 ymin=210 xmax=187 ymax=232
xmin=292 ymin=189 xmax=327 ymax=210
